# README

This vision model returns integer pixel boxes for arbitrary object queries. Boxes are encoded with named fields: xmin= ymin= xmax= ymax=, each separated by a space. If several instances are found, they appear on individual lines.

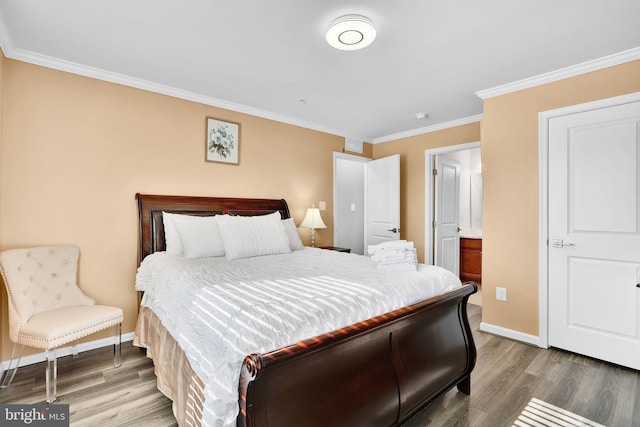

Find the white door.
xmin=434 ymin=156 xmax=460 ymax=275
xmin=548 ymin=100 xmax=640 ymax=369
xmin=366 ymin=154 xmax=400 ymax=248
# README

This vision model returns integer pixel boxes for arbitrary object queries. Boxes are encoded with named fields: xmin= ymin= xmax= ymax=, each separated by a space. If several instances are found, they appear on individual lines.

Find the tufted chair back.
xmin=0 ymin=245 xmax=95 ymax=343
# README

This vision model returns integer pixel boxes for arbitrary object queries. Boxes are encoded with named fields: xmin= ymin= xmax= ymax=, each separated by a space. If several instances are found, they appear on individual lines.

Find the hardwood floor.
xmin=405 ymin=304 xmax=640 ymax=427
xmin=1 ymin=304 xmax=638 ymax=426
xmin=0 ymin=343 xmax=177 ymax=426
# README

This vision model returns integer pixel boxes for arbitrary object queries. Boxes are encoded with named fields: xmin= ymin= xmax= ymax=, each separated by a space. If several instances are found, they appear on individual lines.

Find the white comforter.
xmin=135 ymin=247 xmax=462 ymax=427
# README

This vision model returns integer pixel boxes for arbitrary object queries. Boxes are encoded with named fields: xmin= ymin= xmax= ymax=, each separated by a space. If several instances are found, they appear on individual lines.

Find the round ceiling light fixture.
xmin=326 ymin=15 xmax=376 ymax=51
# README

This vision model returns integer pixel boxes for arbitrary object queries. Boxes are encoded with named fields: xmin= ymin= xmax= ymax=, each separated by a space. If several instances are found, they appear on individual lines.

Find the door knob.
xmin=387 ymin=228 xmax=400 ymax=233
xmin=551 ymin=239 xmax=575 ymax=248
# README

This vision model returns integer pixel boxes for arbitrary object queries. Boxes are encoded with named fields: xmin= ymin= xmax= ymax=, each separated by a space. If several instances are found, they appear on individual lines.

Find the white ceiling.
xmin=0 ymin=0 xmax=639 ymax=142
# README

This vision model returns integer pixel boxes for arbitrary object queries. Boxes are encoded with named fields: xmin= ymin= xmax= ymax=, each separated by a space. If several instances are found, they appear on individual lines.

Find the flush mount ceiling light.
xmin=326 ymin=15 xmax=376 ymax=51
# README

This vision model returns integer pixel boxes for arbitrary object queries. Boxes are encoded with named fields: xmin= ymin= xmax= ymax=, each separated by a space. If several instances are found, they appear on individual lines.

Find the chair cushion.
xmin=17 ymin=305 xmax=124 ymax=349
xmin=0 ymin=245 xmax=97 ymax=342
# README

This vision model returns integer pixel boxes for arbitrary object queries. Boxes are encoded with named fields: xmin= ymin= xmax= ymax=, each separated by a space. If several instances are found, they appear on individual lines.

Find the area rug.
xmin=513 ymin=397 xmax=606 ymax=427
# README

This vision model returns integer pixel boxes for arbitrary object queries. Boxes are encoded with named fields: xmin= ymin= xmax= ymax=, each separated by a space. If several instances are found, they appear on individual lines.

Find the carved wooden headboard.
xmin=135 ymin=193 xmax=291 ymax=263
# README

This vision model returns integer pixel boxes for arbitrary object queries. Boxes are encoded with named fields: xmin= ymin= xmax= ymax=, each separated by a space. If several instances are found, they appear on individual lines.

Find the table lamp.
xmin=299 ymin=206 xmax=327 ymax=247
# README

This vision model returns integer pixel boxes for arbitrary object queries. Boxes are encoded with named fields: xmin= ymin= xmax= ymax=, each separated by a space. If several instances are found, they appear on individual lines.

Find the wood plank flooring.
xmin=404 ymin=305 xmax=640 ymax=427
xmin=0 ymin=343 xmax=177 ymax=426
xmin=1 ymin=304 xmax=638 ymax=426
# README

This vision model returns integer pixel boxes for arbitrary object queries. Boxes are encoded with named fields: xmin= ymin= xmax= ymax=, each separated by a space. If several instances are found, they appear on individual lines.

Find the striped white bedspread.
xmin=135 ymin=247 xmax=462 ymax=427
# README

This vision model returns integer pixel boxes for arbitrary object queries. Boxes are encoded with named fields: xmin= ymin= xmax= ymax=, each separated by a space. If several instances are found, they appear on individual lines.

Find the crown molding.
xmin=1 ymin=44 xmax=369 ymax=142
xmin=476 ymin=47 xmax=640 ymax=100
xmin=372 ymin=114 xmax=483 ymax=144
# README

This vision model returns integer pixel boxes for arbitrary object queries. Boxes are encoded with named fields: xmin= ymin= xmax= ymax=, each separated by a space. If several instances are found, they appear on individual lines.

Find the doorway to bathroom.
xmin=425 ymin=142 xmax=482 ymax=305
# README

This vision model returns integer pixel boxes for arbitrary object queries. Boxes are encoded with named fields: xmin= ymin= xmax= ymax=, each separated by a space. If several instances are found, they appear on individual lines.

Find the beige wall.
xmin=0 ymin=58 xmax=347 ymax=359
xmin=372 ymin=123 xmax=481 ymax=262
xmin=481 ymin=60 xmax=640 ymax=336
xmin=373 ymin=59 xmax=640 ymax=339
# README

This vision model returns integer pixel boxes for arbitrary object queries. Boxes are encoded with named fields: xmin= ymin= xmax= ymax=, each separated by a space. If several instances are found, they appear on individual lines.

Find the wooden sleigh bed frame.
xmin=136 ymin=193 xmax=477 ymax=427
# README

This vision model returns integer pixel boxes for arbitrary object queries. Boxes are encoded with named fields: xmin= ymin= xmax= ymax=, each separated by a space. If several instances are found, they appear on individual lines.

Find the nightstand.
xmin=319 ymin=246 xmax=351 ymax=253
xmin=460 ymin=238 xmax=481 ymax=284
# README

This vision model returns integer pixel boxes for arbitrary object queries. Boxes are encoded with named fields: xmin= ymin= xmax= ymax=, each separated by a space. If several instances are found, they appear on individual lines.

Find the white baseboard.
xmin=1 ymin=332 xmax=135 ymax=370
xmin=479 ymin=322 xmax=545 ymax=348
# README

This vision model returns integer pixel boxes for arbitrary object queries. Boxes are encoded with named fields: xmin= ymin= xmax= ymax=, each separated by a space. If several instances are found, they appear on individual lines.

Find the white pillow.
xmin=162 ymin=211 xmax=185 ymax=256
xmin=171 ymin=214 xmax=226 ymax=259
xmin=216 ymin=211 xmax=291 ymax=260
xmin=282 ymin=218 xmax=304 ymax=250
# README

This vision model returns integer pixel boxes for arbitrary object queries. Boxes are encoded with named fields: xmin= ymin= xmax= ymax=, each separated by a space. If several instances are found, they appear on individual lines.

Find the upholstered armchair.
xmin=0 ymin=245 xmax=124 ymax=403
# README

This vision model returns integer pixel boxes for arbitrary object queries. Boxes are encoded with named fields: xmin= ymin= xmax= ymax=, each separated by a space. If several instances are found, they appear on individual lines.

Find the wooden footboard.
xmin=238 ymin=282 xmax=477 ymax=427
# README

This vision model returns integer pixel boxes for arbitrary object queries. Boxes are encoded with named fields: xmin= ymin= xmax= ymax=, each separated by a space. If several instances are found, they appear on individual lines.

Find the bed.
xmin=133 ymin=193 xmax=477 ymax=427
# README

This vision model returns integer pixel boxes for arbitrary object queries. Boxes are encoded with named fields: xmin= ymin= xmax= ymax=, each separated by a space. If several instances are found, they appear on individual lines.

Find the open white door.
xmin=434 ymin=156 xmax=460 ymax=275
xmin=548 ymin=99 xmax=640 ymax=369
xmin=366 ymin=154 xmax=400 ymax=248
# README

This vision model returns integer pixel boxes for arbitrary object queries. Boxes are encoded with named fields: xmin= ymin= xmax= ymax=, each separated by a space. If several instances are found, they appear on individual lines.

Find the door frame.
xmin=333 ymin=152 xmax=371 ymax=249
xmin=538 ymin=91 xmax=640 ymax=350
xmin=424 ymin=141 xmax=480 ymax=266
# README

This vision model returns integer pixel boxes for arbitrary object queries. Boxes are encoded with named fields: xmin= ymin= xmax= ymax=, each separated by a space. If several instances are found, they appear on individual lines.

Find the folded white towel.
xmin=369 ymin=240 xmax=418 ymax=272
xmin=368 ymin=240 xmax=414 ymax=256
xmin=371 ymin=248 xmax=417 ymax=263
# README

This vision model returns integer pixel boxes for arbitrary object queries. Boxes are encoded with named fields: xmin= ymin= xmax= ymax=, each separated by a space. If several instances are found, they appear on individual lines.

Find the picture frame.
xmin=205 ymin=117 xmax=240 ymax=164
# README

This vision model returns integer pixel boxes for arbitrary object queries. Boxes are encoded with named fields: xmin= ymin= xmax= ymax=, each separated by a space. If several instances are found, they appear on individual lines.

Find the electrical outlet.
xmin=496 ymin=287 xmax=507 ymax=301
xmin=319 ymin=201 xmax=326 ymax=211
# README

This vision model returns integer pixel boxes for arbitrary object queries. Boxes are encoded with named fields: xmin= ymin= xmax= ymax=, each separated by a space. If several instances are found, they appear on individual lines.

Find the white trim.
xmin=1 ymin=28 xmax=483 ymax=146
xmin=476 ymin=47 xmax=640 ymax=100
xmin=537 ymin=90 xmax=640 ymax=352
xmin=333 ymin=152 xmax=371 ymax=162
xmin=0 ymin=332 xmax=135 ymax=370
xmin=373 ymin=115 xmax=483 ymax=144
xmin=479 ymin=322 xmax=544 ymax=347
xmin=538 ymin=111 xmax=550 ymax=349
xmin=1 ymin=47 xmax=369 ymax=143
xmin=424 ymin=141 xmax=480 ymax=265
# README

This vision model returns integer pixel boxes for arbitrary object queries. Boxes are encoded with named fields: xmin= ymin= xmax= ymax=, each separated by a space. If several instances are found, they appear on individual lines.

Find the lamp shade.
xmin=299 ymin=208 xmax=327 ymax=229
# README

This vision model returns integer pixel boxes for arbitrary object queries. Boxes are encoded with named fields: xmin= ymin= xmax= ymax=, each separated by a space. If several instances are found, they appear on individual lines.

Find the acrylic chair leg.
xmin=113 ymin=323 xmax=122 ymax=368
xmin=0 ymin=342 xmax=24 ymax=389
xmin=45 ymin=349 xmax=57 ymax=403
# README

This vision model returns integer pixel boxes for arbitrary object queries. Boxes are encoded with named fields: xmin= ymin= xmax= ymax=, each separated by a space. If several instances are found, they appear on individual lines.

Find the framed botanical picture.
xmin=205 ymin=117 xmax=239 ymax=164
